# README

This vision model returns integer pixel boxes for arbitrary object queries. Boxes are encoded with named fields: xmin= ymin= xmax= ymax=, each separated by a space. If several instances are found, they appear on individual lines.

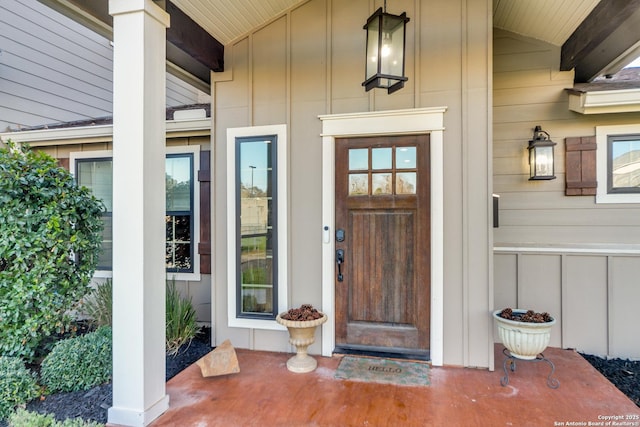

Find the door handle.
xmin=336 ymin=249 xmax=344 ymax=282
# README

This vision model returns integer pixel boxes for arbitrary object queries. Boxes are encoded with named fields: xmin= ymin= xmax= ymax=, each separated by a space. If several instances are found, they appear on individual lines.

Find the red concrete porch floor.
xmin=146 ymin=345 xmax=640 ymax=427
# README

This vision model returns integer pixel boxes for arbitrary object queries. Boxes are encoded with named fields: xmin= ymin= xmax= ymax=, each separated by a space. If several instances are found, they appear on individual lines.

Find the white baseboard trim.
xmin=108 ymin=394 xmax=170 ymax=427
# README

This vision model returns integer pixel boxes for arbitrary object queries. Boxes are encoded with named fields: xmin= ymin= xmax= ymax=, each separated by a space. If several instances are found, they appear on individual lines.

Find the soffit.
xmin=171 ymin=0 xmax=308 ymax=45
xmin=493 ymin=0 xmax=601 ymax=46
xmin=178 ymin=0 xmax=601 ymax=48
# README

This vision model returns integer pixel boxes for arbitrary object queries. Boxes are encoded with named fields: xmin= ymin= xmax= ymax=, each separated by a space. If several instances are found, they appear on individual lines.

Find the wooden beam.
xmin=561 ymin=0 xmax=640 ymax=82
xmin=166 ymin=0 xmax=224 ymax=74
xmin=37 ymin=0 xmax=224 ymax=87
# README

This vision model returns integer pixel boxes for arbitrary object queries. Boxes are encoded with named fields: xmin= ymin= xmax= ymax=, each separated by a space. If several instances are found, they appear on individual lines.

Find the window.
xmin=76 ymin=157 xmax=113 ymax=270
xmin=596 ymin=124 xmax=640 ymax=203
xmin=166 ymin=153 xmax=194 ymax=272
xmin=607 ymin=135 xmax=640 ymax=193
xmin=71 ymin=147 xmax=200 ymax=278
xmin=236 ymin=136 xmax=277 ymax=318
xmin=227 ymin=124 xmax=288 ymax=329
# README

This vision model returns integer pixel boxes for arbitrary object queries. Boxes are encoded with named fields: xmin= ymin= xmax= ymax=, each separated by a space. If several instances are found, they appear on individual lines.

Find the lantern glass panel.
xmin=532 ymin=145 xmax=554 ymax=178
xmin=380 ymin=14 xmax=405 ymax=80
xmin=365 ymin=17 xmax=380 ymax=81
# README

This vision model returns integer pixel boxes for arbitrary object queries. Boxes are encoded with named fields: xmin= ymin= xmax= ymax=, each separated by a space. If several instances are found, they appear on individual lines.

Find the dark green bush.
xmin=8 ymin=408 xmax=105 ymax=427
xmin=166 ymin=278 xmax=197 ymax=356
xmin=40 ymin=327 xmax=112 ymax=394
xmin=0 ymin=356 xmax=40 ymax=421
xmin=82 ymin=279 xmax=112 ymax=328
xmin=0 ymin=141 xmax=105 ymax=360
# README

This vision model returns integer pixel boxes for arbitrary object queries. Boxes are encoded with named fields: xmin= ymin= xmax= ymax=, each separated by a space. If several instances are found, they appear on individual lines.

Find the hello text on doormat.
xmin=334 ymin=356 xmax=430 ymax=386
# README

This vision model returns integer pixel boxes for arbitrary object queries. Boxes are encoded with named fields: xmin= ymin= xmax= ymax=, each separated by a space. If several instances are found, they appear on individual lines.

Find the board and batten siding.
xmin=212 ymin=0 xmax=493 ymax=367
xmin=495 ymin=249 xmax=640 ymax=358
xmin=0 ymin=0 xmax=209 ymax=132
xmin=493 ymin=29 xmax=640 ymax=358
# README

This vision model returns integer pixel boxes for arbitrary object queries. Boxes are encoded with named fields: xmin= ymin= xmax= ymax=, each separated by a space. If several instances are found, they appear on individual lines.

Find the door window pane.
xmin=372 ymin=147 xmax=392 ymax=170
xmin=397 ymin=172 xmax=417 ymax=194
xmin=397 ymin=147 xmax=416 ymax=169
xmin=349 ymin=149 xmax=368 ymax=170
xmin=372 ymin=173 xmax=392 ymax=194
xmin=237 ymin=136 xmax=277 ymax=318
xmin=349 ymin=174 xmax=369 ymax=195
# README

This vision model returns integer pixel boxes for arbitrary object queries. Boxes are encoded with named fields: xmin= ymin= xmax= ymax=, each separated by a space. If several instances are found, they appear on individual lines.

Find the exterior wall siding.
xmin=494 ymin=250 xmax=640 ymax=358
xmin=0 ymin=0 xmax=209 ymax=132
xmin=212 ymin=0 xmax=493 ymax=367
xmin=493 ymin=28 xmax=640 ymax=359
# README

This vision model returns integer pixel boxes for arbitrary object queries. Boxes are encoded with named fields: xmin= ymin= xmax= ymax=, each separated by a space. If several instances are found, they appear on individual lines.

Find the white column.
xmin=108 ymin=1 xmax=169 ymax=426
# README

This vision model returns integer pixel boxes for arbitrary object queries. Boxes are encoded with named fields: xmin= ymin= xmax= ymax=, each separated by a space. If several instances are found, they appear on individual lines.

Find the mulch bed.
xmin=0 ymin=327 xmax=212 ymax=427
xmin=580 ymin=353 xmax=640 ymax=407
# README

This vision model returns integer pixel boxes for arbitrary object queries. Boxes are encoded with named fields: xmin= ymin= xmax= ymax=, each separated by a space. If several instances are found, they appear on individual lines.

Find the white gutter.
xmin=568 ymin=88 xmax=640 ymax=114
xmin=0 ymin=118 xmax=211 ymax=146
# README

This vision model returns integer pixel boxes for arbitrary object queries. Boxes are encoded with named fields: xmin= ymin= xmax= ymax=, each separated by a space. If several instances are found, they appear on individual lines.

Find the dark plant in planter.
xmin=280 ymin=304 xmax=323 ymax=321
xmin=0 ymin=141 xmax=104 ymax=360
xmin=497 ymin=308 xmax=553 ymax=323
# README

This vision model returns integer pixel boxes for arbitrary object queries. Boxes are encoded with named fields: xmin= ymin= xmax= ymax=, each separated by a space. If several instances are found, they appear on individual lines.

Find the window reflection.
xmin=346 ymin=146 xmax=417 ymax=197
xmin=237 ymin=137 xmax=277 ymax=317
xmin=610 ymin=137 xmax=640 ymax=190
xmin=397 ymin=147 xmax=416 ymax=169
xmin=165 ymin=154 xmax=193 ymax=273
xmin=372 ymin=147 xmax=392 ymax=170
xmin=349 ymin=149 xmax=368 ymax=170
xmin=77 ymin=159 xmax=113 ymax=270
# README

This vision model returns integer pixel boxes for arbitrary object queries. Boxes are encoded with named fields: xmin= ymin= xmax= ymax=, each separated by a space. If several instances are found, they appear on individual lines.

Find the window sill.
xmin=93 ymin=270 xmax=202 ymax=282
xmin=228 ymin=317 xmax=287 ymax=331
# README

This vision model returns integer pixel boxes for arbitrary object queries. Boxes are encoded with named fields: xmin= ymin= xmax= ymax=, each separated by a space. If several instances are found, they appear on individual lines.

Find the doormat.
xmin=334 ymin=356 xmax=430 ymax=386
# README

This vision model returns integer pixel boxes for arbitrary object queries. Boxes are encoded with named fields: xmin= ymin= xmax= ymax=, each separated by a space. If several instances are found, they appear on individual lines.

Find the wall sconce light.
xmin=528 ymin=125 xmax=557 ymax=180
xmin=362 ymin=1 xmax=410 ymax=94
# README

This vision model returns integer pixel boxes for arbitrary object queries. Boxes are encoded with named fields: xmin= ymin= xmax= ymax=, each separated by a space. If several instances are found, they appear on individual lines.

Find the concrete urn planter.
xmin=493 ymin=309 xmax=556 ymax=360
xmin=276 ymin=313 xmax=327 ymax=373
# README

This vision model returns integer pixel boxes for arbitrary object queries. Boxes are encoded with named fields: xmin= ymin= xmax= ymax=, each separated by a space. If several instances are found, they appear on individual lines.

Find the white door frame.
xmin=319 ymin=107 xmax=446 ymax=366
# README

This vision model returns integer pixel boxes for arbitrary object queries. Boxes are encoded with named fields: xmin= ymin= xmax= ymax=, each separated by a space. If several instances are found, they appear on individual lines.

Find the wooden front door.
xmin=335 ymin=134 xmax=430 ymax=358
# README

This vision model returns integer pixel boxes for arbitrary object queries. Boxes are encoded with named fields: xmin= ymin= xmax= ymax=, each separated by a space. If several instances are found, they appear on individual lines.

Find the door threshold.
xmin=333 ymin=345 xmax=430 ymax=362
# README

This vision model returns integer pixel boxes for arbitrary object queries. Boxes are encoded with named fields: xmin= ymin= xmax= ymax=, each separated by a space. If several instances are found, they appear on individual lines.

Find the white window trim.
xmin=226 ymin=124 xmax=288 ymax=331
xmin=596 ymin=124 xmax=640 ymax=204
xmin=70 ymin=146 xmax=201 ymax=281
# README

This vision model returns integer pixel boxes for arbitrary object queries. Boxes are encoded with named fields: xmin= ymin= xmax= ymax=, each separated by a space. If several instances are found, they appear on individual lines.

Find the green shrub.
xmin=166 ymin=278 xmax=197 ymax=356
xmin=0 ymin=357 xmax=40 ymax=421
xmin=0 ymin=141 xmax=105 ymax=360
xmin=40 ymin=327 xmax=112 ymax=394
xmin=82 ymin=280 xmax=112 ymax=327
xmin=8 ymin=408 xmax=105 ymax=427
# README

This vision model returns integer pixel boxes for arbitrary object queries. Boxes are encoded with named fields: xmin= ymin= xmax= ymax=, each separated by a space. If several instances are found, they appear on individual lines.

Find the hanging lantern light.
xmin=528 ymin=125 xmax=557 ymax=180
xmin=362 ymin=2 xmax=410 ymax=94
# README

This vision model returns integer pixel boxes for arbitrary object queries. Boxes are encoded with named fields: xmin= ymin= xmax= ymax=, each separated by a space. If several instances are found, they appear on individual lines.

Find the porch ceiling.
xmin=38 ymin=0 xmax=640 ymax=86
xmin=494 ymin=0 xmax=640 ymax=82
xmin=180 ymin=0 xmax=640 ymax=82
xmin=493 ymin=0 xmax=601 ymax=47
xmin=171 ymin=0 xmax=307 ymax=46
